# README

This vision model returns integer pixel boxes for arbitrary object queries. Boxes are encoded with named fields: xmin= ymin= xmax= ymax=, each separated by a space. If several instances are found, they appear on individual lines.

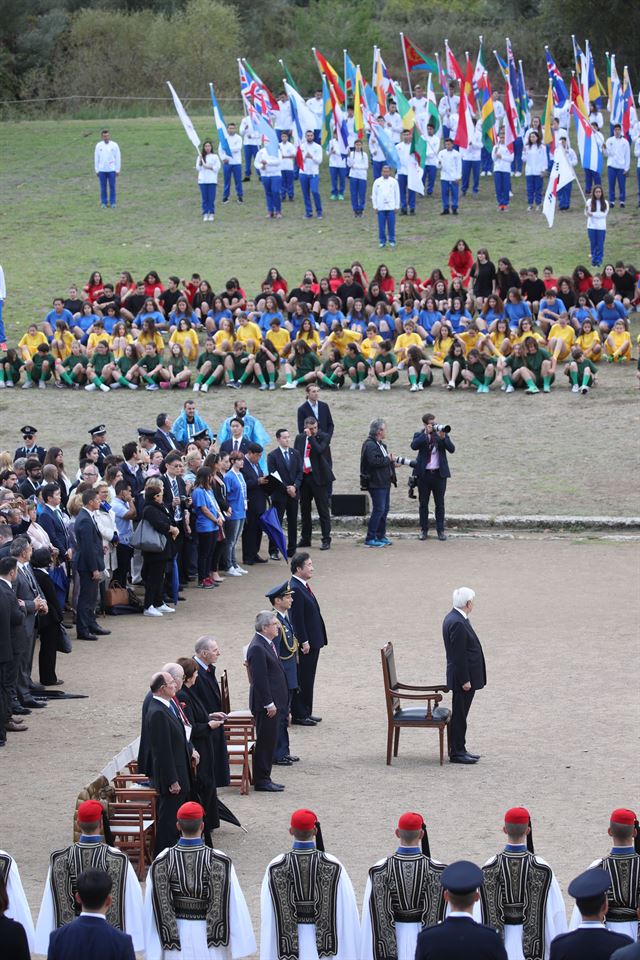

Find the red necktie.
xmin=172 ymin=696 xmax=189 ymax=726
xmin=303 ymin=439 xmax=311 ymax=475
xmin=306 ymin=583 xmax=314 ymax=597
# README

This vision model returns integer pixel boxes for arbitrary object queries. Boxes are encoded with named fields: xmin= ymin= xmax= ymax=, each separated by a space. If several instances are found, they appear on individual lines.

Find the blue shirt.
xmin=504 ymin=300 xmax=532 ymax=328
xmin=225 ymin=470 xmax=246 ymax=520
xmin=597 ymin=300 xmax=627 ymax=327
xmin=445 ymin=308 xmax=472 ymax=334
xmin=539 ymin=297 xmax=567 ymax=316
xmin=418 ymin=309 xmax=442 ymax=337
xmin=206 ymin=309 xmax=232 ymax=330
xmin=259 ymin=310 xmax=285 ymax=334
xmin=112 ymin=497 xmax=133 ymax=544
xmin=46 ymin=308 xmax=74 ymax=327
xmin=191 ymin=487 xmax=218 ymax=532
xmin=134 ymin=310 xmax=164 ymax=328
xmin=482 ymin=307 xmax=506 ymax=325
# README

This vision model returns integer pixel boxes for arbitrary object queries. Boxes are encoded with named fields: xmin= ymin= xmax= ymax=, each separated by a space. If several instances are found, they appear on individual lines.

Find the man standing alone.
xmin=371 ymin=164 xmax=400 ymax=248
xmin=289 ymin=553 xmax=327 ymax=727
xmin=442 ymin=587 xmax=486 ymax=764
xmin=94 ymin=129 xmax=121 ymax=208
xmin=410 ymin=413 xmax=455 ymax=541
xmin=246 ymin=611 xmax=289 ymax=792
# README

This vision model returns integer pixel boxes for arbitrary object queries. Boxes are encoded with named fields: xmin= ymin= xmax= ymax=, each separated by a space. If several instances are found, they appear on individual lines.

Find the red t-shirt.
xmin=543 ymin=276 xmax=558 ymax=290
xmin=272 ymin=278 xmax=288 ymax=295
xmin=448 ymin=250 xmax=473 ymax=279
xmin=84 ymin=283 xmax=104 ymax=303
xmin=378 ymin=276 xmax=396 ymax=294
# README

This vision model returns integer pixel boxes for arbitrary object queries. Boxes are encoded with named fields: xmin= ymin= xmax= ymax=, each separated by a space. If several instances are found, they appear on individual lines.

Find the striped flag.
xmin=454 ymin=82 xmax=474 ymax=149
xmin=544 ymin=46 xmax=568 ymax=106
xmin=344 ymin=51 xmax=357 ymax=93
xmin=464 ymin=53 xmax=477 ymax=114
xmin=570 ymin=77 xmax=602 ymax=173
xmin=400 ymin=33 xmax=437 ymax=73
xmin=393 ymin=83 xmax=416 ymax=130
xmin=313 ymin=48 xmax=345 ymax=104
xmin=425 ymin=73 xmax=441 ymax=133
xmin=543 ymin=144 xmax=575 ymax=227
xmin=353 ymin=65 xmax=364 ymax=139
xmin=445 ymin=40 xmax=464 ymax=82
xmin=478 ymin=71 xmax=496 ymax=152
xmin=209 ymin=83 xmax=230 ymax=156
xmin=408 ymin=125 xmax=426 ymax=195
xmin=542 ymin=80 xmax=555 ymax=156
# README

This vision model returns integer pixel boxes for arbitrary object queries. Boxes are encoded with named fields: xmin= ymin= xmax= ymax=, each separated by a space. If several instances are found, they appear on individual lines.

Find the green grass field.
xmin=1 ymin=114 xmax=639 ymax=333
xmin=1 ymin=115 xmax=639 ymax=518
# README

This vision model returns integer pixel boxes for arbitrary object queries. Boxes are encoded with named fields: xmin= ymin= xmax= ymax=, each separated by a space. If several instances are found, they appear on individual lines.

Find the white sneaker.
xmin=268 ymin=383 xmax=275 ymax=390
xmin=110 ymin=382 xmax=121 ymax=389
xmin=144 ymin=606 xmax=163 ymax=617
xmin=359 ymin=382 xmax=366 ymax=391
xmin=281 ymin=381 xmax=296 ymax=389
xmin=226 ymin=567 xmax=242 ymax=576
xmin=5 ymin=381 xmax=13 ymax=387
xmin=236 ymin=566 xmax=249 ymax=574
xmin=349 ymin=383 xmax=357 ymax=390
xmin=571 ymin=384 xmax=580 ymax=393
xmin=85 ymin=383 xmax=97 ymax=391
xmin=22 ymin=381 xmax=34 ymax=389
xmin=417 ymin=382 xmax=424 ymax=390
xmin=38 ymin=381 xmax=46 ymax=389
xmin=378 ymin=382 xmax=386 ymax=390
xmin=193 ymin=382 xmax=200 ymax=392
xmin=157 ymin=603 xmax=175 ymax=614
xmin=128 ymin=381 xmax=138 ymax=390
xmin=505 ymin=384 xmax=514 ymax=393
xmin=99 ymin=383 xmax=110 ymax=392
xmin=203 ymin=215 xmax=208 ymax=221
xmin=447 ymin=381 xmax=455 ymax=390
xmin=409 ymin=383 xmax=418 ymax=391
xmin=201 ymin=383 xmax=209 ymax=393
xmin=0 ymin=382 xmax=4 ymax=388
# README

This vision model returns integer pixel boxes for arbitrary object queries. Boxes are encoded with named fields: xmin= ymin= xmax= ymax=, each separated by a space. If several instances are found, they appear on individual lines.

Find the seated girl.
xmin=56 ymin=340 xmax=88 ymax=388
xmin=344 ymin=341 xmax=368 ymax=390
xmin=461 ymin=348 xmax=496 ymax=393
xmin=406 ymin=344 xmax=433 ymax=391
xmin=374 ymin=340 xmax=398 ymax=391
xmin=575 ymin=318 xmax=601 ymax=361
xmin=169 ymin=317 xmax=199 ymax=361
xmin=281 ymin=339 xmax=322 ymax=388
xmin=254 ymin=338 xmax=280 ymax=390
xmin=604 ymin=319 xmax=631 ymax=362
xmin=442 ymin=340 xmax=467 ymax=390
xmin=564 ymin=346 xmax=598 ymax=394
xmin=160 ymin=343 xmax=191 ymax=388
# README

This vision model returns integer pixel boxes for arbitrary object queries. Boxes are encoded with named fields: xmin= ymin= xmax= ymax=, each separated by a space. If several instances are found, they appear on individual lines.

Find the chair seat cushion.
xmin=395 ymin=706 xmax=451 ymax=723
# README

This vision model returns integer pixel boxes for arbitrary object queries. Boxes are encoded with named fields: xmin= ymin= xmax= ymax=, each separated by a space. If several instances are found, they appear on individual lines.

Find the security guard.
xmin=266 ymin=580 xmax=300 ymax=766
xmin=549 ymin=868 xmax=633 ymax=959
xmin=415 ymin=860 xmax=508 ymax=960
xmin=15 ymin=425 xmax=45 ymax=463
xmin=88 ymin=424 xmax=112 ymax=474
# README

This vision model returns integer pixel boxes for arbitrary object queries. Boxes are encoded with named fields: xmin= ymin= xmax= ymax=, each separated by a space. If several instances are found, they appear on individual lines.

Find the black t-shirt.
xmin=95 ymin=293 xmax=122 ymax=311
xmin=559 ymin=289 xmax=576 ymax=310
xmin=289 ymin=287 xmax=315 ymax=306
xmin=521 ymin=278 xmax=546 ymax=302
xmin=336 ymin=281 xmax=364 ymax=311
xmin=470 ymin=260 xmax=496 ymax=298
xmin=253 ymin=291 xmax=285 ymax=309
xmin=64 ymin=298 xmax=83 ymax=315
xmin=613 ymin=272 xmax=635 ymax=298
xmin=159 ymin=289 xmax=182 ymax=315
xmin=497 ymin=270 xmax=521 ymax=300
xmin=126 ymin=293 xmax=147 ymax=316
xmin=586 ymin=285 xmax=606 ymax=306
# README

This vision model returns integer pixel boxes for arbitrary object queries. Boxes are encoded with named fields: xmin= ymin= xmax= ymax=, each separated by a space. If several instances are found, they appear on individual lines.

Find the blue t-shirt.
xmin=418 ymin=309 xmax=442 ymax=336
xmin=191 ymin=487 xmax=218 ymax=533
xmin=206 ymin=309 xmax=232 ymax=331
xmin=539 ymin=297 xmax=567 ymax=317
xmin=573 ymin=306 xmax=597 ymax=325
xmin=225 ymin=470 xmax=246 ymax=520
xmin=597 ymin=300 xmax=627 ymax=329
xmin=134 ymin=310 xmax=165 ymax=328
xmin=77 ymin=314 xmax=101 ymax=333
xmin=444 ymin=308 xmax=472 ymax=334
xmin=46 ymin=308 xmax=74 ymax=328
xmin=504 ymin=300 xmax=532 ymax=328
xmin=347 ymin=315 xmax=368 ymax=335
xmin=482 ymin=307 xmax=506 ymax=325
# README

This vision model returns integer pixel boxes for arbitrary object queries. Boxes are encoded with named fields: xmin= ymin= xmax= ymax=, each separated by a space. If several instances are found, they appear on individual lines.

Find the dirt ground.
xmin=1 ymin=535 xmax=638 ymax=958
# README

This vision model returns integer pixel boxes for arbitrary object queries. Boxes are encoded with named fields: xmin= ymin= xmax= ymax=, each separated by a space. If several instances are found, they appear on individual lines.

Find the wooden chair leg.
xmin=386 ymin=725 xmax=393 ymax=765
xmin=393 ymin=726 xmax=400 ymax=757
xmin=439 ymin=725 xmax=444 ymax=766
xmin=446 ymin=722 xmax=451 ymax=757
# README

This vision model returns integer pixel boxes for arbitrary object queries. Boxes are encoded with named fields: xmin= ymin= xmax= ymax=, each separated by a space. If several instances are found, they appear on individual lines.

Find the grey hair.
xmin=163 ymin=662 xmax=184 ymax=679
xmin=369 ymin=418 xmax=386 ymax=436
xmin=255 ymin=610 xmax=276 ymax=633
xmin=452 ymin=587 xmax=475 ymax=610
xmin=194 ymin=636 xmax=216 ymax=655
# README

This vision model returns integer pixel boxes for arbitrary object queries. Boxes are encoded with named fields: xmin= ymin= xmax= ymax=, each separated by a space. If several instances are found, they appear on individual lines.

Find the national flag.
xmin=542 ymin=79 xmax=555 ymax=156
xmin=393 ymin=82 xmax=416 ymax=130
xmin=321 ymin=75 xmax=333 ymax=148
xmin=605 ymin=52 xmax=612 ymax=113
xmin=610 ymin=55 xmax=623 ymax=126
xmin=209 ymin=83 xmax=230 ymax=156
xmin=445 ymin=40 xmax=464 ymax=82
xmin=493 ymin=50 xmax=508 ymax=81
xmin=426 ymin=73 xmax=441 ymax=133
xmin=374 ymin=48 xmax=388 ymax=116
xmin=249 ymin=106 xmax=279 ymax=157
xmin=328 ymin=82 xmax=350 ymax=153
xmin=240 ymin=60 xmax=278 ymax=119
xmin=361 ymin=75 xmax=379 ymax=116
xmin=353 ymin=65 xmax=365 ymax=139
xmin=400 ymin=33 xmax=437 ymax=73
xmin=545 ymin=46 xmax=568 ymax=106
xmin=517 ymin=60 xmax=530 ymax=127
xmin=543 ymin=145 xmax=575 ymax=227
xmin=478 ymin=71 xmax=496 ymax=151
xmin=584 ymin=40 xmax=601 ymax=108
xmin=166 ymin=81 xmax=201 ymax=152
xmin=284 ymin=80 xmax=316 ymax=169
xmin=408 ymin=125 xmax=426 ymax=195
xmin=278 ymin=58 xmax=298 ymax=93
xmin=571 ymin=36 xmax=584 ymax=80
xmin=313 ymin=48 xmax=345 ymax=104
xmin=503 ymin=75 xmax=518 ymax=151
xmin=344 ymin=51 xmax=357 ymax=93
xmin=464 ymin=53 xmax=477 ymax=114
xmin=621 ymin=66 xmax=635 ymax=137
xmin=367 ymin=114 xmax=401 ymax=169
xmin=435 ymin=52 xmax=448 ymax=94
xmin=570 ymin=101 xmax=602 ymax=174
xmin=454 ymin=82 xmax=474 ymax=149
xmin=473 ymin=36 xmax=486 ymax=94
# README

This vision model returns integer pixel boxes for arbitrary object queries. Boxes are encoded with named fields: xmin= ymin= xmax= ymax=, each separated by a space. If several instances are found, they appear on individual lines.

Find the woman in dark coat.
xmin=0 ymin=876 xmax=31 ymax=960
xmin=31 ymin=547 xmax=64 ymax=686
xmin=176 ymin=657 xmax=226 ymax=838
xmin=140 ymin=479 xmax=178 ymax=616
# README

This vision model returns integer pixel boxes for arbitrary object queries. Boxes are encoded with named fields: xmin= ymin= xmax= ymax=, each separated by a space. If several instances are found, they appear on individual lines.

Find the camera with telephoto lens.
xmin=433 ymin=424 xmax=451 ymax=433
xmin=394 ymin=456 xmax=418 ymax=499
xmin=395 ymin=456 xmax=417 ymax=468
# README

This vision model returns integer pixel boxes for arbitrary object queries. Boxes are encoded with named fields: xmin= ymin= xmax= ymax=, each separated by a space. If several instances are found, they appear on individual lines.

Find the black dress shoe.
xmin=465 ymin=751 xmax=481 ymax=760
xmin=320 ymin=542 xmax=331 ymax=551
xmin=253 ymin=556 xmax=268 ymax=564
xmin=297 ymin=541 xmax=311 ymax=548
xmin=309 ymin=716 xmax=322 ymax=723
xmin=29 ymin=682 xmax=45 ymax=693
xmin=437 ymin=532 xmax=447 ymax=541
xmin=419 ymin=531 xmax=428 ymax=541
xmin=255 ymin=782 xmax=285 ymax=792
xmin=285 ymin=755 xmax=300 ymax=762
xmin=450 ymin=753 xmax=478 ymax=764
xmin=12 ymin=705 xmax=31 ymax=716
xmin=274 ymin=757 xmax=293 ymax=766
xmin=21 ymin=697 xmax=46 ymax=709
xmin=78 ymin=634 xmax=98 ymax=641
xmin=92 ymin=627 xmax=111 ymax=636
xmin=269 ymin=553 xmax=281 ymax=560
xmin=7 ymin=720 xmax=28 ymax=732
xmin=42 ymin=679 xmax=64 ymax=686
xmin=291 ymin=717 xmax=316 ymax=726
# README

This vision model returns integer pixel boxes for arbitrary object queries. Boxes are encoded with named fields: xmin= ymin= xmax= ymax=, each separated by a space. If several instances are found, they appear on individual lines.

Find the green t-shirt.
xmin=197 ymin=350 xmax=221 ymax=371
xmin=505 ymin=354 xmax=525 ymax=372
xmin=138 ymin=353 xmax=160 ymax=373
xmin=467 ymin=359 xmax=487 ymax=380
xmin=232 ymin=351 xmax=250 ymax=379
xmin=295 ymin=351 xmax=321 ymax=376
xmin=524 ymin=347 xmax=551 ymax=375
xmin=91 ymin=351 xmax=114 ymax=375
xmin=64 ymin=354 xmax=88 ymax=370
xmin=33 ymin=351 xmax=54 ymax=369
xmin=576 ymin=358 xmax=597 ymax=377
xmin=169 ymin=355 xmax=187 ymax=374
xmin=378 ymin=351 xmax=397 ymax=368
xmin=116 ymin=355 xmax=135 ymax=375
xmin=345 ymin=351 xmax=366 ymax=367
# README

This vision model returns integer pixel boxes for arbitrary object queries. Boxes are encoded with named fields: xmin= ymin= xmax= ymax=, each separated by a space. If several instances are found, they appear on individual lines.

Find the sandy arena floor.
xmin=1 ymin=534 xmax=638 ymax=957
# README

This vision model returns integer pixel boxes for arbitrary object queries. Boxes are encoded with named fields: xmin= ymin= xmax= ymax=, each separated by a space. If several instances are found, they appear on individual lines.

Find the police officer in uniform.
xmin=15 ymin=426 xmax=46 ymax=464
xmin=88 ymin=424 xmax=113 ymax=475
xmin=550 ymin=869 xmax=633 ymax=959
xmin=266 ymin=581 xmax=300 ymax=767
xmin=415 ymin=860 xmax=508 ymax=960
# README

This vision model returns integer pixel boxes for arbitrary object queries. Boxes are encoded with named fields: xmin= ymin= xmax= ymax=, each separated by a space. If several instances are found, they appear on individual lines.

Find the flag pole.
xmin=237 ymin=59 xmax=248 ymax=116
xmin=343 ymin=49 xmax=348 ymax=102
xmin=399 ymin=33 xmax=413 ymax=97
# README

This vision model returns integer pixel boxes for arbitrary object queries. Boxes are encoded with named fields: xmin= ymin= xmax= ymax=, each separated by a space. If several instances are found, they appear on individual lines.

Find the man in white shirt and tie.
xmin=94 ymin=128 xmax=121 ymax=208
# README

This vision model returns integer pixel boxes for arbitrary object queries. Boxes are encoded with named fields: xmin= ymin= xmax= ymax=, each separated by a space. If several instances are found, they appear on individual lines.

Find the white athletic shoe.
xmin=236 ymin=566 xmax=249 ymax=574
xmin=144 ymin=606 xmax=163 ymax=617
xmin=378 ymin=382 xmax=386 ymax=390
xmin=110 ymin=382 xmax=121 ymax=389
xmin=157 ymin=603 xmax=175 ymax=614
xmin=226 ymin=567 xmax=242 ymax=576
xmin=193 ymin=382 xmax=200 ymax=392
xmin=85 ymin=383 xmax=97 ymax=391
xmin=359 ymin=382 xmax=366 ymax=391
xmin=128 ymin=382 xmax=138 ymax=390
xmin=505 ymin=384 xmax=514 ymax=393
xmin=201 ymin=383 xmax=209 ymax=393
xmin=417 ymin=382 xmax=424 ymax=390
xmin=571 ymin=384 xmax=580 ymax=393
xmin=99 ymin=383 xmax=110 ymax=392
xmin=281 ymin=381 xmax=296 ymax=389
xmin=268 ymin=383 xmax=275 ymax=390
xmin=409 ymin=383 xmax=418 ymax=391
xmin=349 ymin=383 xmax=357 ymax=390
xmin=22 ymin=381 xmax=34 ymax=389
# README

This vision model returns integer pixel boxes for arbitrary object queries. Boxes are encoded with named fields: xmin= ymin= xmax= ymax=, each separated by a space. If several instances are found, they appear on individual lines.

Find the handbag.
xmin=105 ymin=580 xmax=129 ymax=608
xmin=56 ymin=622 xmax=72 ymax=654
xmin=130 ymin=519 xmax=166 ymax=553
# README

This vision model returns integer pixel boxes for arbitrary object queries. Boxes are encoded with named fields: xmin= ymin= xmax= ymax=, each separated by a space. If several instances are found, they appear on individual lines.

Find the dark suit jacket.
xmin=19 ymin=477 xmax=41 ymax=499
xmin=274 ymin=611 xmax=299 ymax=690
xmin=220 ymin=437 xmax=250 ymax=455
xmin=442 ymin=608 xmax=486 ymax=691
xmin=289 ymin=576 xmax=328 ymax=650
xmin=267 ymin=447 xmax=302 ymax=503
xmin=550 ymin=928 xmax=633 ymax=960
xmin=415 ymin=916 xmax=508 ymax=960
xmin=161 ymin=474 xmax=188 ymax=521
xmin=296 ymin=400 xmax=334 ymax=442
xmin=0 ymin=914 xmax=30 ymax=960
xmin=73 ymin=509 xmax=105 ymax=574
xmin=612 ymin=940 xmax=640 ymax=960
xmin=142 ymin=696 xmax=192 ymax=795
xmin=15 ymin=443 xmax=46 ymax=463
xmin=293 ymin=431 xmax=334 ymax=487
xmin=14 ymin=565 xmax=39 ymax=643
xmin=241 ymin=460 xmax=268 ymax=515
xmin=246 ymin=633 xmax=289 ymax=715
xmin=154 ymin=429 xmax=182 ymax=456
xmin=47 ymin=914 xmax=135 ymax=960
xmin=33 ymin=567 xmax=64 ymax=628
xmin=0 ymin=578 xmax=25 ymax=663
xmin=38 ymin=505 xmax=70 ymax=556
xmin=120 ymin=462 xmax=144 ymax=501
xmin=193 ymin=660 xmax=230 ymax=787
xmin=410 ymin=430 xmax=456 ymax=479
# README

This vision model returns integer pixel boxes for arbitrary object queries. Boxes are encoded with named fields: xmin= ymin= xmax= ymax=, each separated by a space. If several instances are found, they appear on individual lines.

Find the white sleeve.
xmin=259 ymin=865 xmax=279 ymax=960
xmin=0 ymin=265 xmax=6 ymax=300
xmin=5 ymin=858 xmax=35 ymax=951
xmin=371 ymin=181 xmax=378 ymax=207
xmin=143 ymin=868 xmax=163 ymax=960
xmin=227 ymin=861 xmax=257 ymax=959
xmin=334 ymin=864 xmax=361 ymax=960
xmin=544 ymin=874 xmax=568 ymax=959
xmin=94 ymin=143 xmax=100 ymax=173
xmin=124 ymin=859 xmax=145 ymax=952
xmin=358 ymin=877 xmax=374 ymax=960
xmin=114 ymin=143 xmax=121 ymax=173
xmin=34 ymin=869 xmax=55 ymax=955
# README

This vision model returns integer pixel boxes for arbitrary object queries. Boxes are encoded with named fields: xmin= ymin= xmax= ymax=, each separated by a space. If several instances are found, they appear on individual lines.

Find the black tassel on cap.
xmin=421 ymin=822 xmax=431 ymax=858
xmin=635 ymin=820 xmax=640 ymax=855
xmin=526 ymin=818 xmax=535 ymax=854
xmin=315 ymin=820 xmax=325 ymax=852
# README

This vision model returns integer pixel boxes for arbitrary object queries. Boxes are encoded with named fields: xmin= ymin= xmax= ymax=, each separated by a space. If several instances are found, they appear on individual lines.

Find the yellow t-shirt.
xmin=431 ymin=336 xmax=454 ymax=366
xmin=296 ymin=329 xmax=321 ymax=350
xmin=235 ymin=322 xmax=263 ymax=352
xmin=87 ymin=332 xmax=113 ymax=354
xmin=576 ymin=330 xmax=601 ymax=359
xmin=19 ymin=330 xmax=48 ymax=359
xmin=110 ymin=333 xmax=134 ymax=359
xmin=514 ymin=330 xmax=545 ymax=346
xmin=169 ymin=329 xmax=199 ymax=354
xmin=52 ymin=329 xmax=75 ymax=359
xmin=213 ymin=329 xmax=234 ymax=351
xmin=361 ymin=336 xmax=383 ymax=360
xmin=395 ymin=332 xmax=423 ymax=355
xmin=548 ymin=323 xmax=575 ymax=353
xmin=327 ymin=328 xmax=361 ymax=356
xmin=607 ymin=330 xmax=631 ymax=357
xmin=266 ymin=327 xmax=291 ymax=356
xmin=137 ymin=331 xmax=165 ymax=353
xmin=489 ymin=330 xmax=514 ymax=355
xmin=458 ymin=329 xmax=483 ymax=355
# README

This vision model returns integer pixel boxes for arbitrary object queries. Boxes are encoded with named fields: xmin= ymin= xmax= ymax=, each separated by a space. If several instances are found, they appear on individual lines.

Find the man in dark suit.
xmin=38 ymin=483 xmax=71 ymax=560
xmin=219 ymin=417 xmax=251 ymax=455
xmin=296 ymin=382 xmax=335 ymax=457
xmin=14 ymin=425 xmax=46 ymax=464
xmin=73 ymin=488 xmax=110 ymax=642
xmin=241 ymin=442 xmax=269 ymax=564
xmin=154 ymin=413 xmax=182 ymax=456
xmin=246 ymin=610 xmax=289 ymax=792
xmin=415 ymin=860 xmax=508 ymax=960
xmin=612 ymin=942 xmax=640 ymax=959
xmin=46 ymin=868 xmax=135 ymax=960
xmin=267 ymin=428 xmax=302 ymax=558
xmin=289 ymin=552 xmax=327 ymax=726
xmin=10 ymin=536 xmax=48 ymax=708
xmin=266 ymin=581 xmax=300 ymax=766
xmin=410 ymin=412 xmax=455 ymax=541
xmin=294 ymin=417 xmax=334 ymax=550
xmin=550 ymin=868 xmax=634 ymax=960
xmin=161 ymin=452 xmax=190 ymax=590
xmin=0 ymin=557 xmax=26 ymax=744
xmin=142 ymin=671 xmax=193 ymax=854
xmin=442 ymin=587 xmax=486 ymax=764
xmin=192 ymin=636 xmax=230 ymax=787
xmin=18 ymin=457 xmax=43 ymax=500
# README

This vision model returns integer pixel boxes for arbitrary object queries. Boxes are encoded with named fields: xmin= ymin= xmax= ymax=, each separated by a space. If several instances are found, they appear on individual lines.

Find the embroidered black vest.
xmin=368 ymin=854 xmax=446 ymax=960
xmin=268 ymin=849 xmax=342 ymax=960
xmin=49 ymin=841 xmax=128 ymax=930
xmin=481 ymin=851 xmax=553 ymax=960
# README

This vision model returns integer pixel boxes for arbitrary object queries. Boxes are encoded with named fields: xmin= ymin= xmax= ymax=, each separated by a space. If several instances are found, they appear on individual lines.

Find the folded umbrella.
xmin=259 ymin=505 xmax=287 ymax=559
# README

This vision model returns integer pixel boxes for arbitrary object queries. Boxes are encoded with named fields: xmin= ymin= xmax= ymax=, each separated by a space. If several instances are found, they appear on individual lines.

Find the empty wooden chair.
xmin=381 ymin=641 xmax=451 ymax=766
xmin=107 ymin=801 xmax=155 ymax=878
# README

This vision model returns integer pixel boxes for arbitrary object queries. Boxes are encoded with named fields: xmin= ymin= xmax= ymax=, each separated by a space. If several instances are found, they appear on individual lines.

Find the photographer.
xmin=410 ymin=413 xmax=455 ymax=541
xmin=360 ymin=418 xmax=396 ymax=548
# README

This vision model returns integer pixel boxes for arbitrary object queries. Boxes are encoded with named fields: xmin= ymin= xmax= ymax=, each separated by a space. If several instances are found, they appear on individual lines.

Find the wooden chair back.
xmin=220 ymin=669 xmax=231 ymax=713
